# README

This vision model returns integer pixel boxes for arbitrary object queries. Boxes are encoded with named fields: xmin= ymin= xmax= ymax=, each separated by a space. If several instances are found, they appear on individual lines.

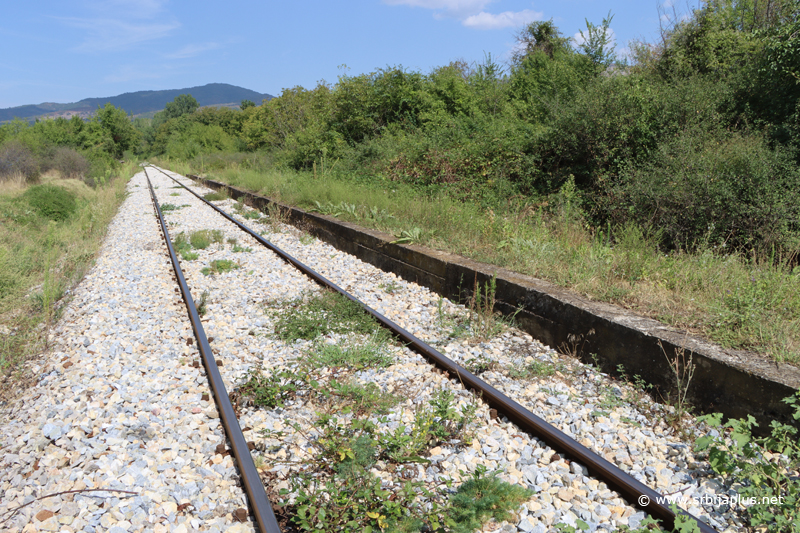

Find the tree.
xmin=240 ymin=99 xmax=255 ymax=110
xmin=94 ymin=103 xmax=140 ymax=158
xmin=164 ymin=93 xmax=199 ymax=120
xmin=513 ymin=20 xmax=571 ymax=63
xmin=577 ymin=11 xmax=617 ymax=71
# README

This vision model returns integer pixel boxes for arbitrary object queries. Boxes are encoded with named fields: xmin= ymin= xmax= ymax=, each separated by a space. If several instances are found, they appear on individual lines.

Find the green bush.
xmin=21 ymin=184 xmax=78 ymax=221
xmin=614 ymin=129 xmax=800 ymax=253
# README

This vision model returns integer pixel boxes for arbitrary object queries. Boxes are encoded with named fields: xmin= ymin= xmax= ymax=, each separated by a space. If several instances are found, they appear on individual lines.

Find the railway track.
xmin=142 ymin=164 xmax=726 ymax=533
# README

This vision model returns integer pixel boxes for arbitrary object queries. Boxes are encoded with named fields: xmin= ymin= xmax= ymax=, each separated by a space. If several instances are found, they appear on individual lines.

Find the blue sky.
xmin=0 ymin=0 xmax=698 ymax=109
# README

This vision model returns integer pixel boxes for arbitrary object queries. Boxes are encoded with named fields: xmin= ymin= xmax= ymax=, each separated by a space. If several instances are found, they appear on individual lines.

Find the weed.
xmin=21 ymin=184 xmax=77 ymax=221
xmin=392 ymin=227 xmax=423 ymax=245
xmin=190 ymin=229 xmax=224 ymax=249
xmin=204 ymin=190 xmax=228 ymax=201
xmin=467 ymin=275 xmax=503 ymax=341
xmin=325 ymin=379 xmax=399 ymax=415
xmin=507 ymin=359 xmax=558 ymax=379
xmin=196 ymin=290 xmax=209 ymax=316
xmin=272 ymin=290 xmax=379 ymax=342
xmin=227 ymin=237 xmax=237 ymax=245
xmin=232 ymin=243 xmax=252 ymax=253
xmin=201 ymin=259 xmax=239 ymax=276
xmin=448 ymin=465 xmax=533 ymax=533
xmin=299 ymin=233 xmax=315 ymax=245
xmin=160 ymin=203 xmax=188 ymax=212
xmin=234 ymin=367 xmax=306 ymax=408
xmin=463 ymin=354 xmax=498 ymax=375
xmin=695 ymin=392 xmax=800 ymax=533
xmin=379 ymin=280 xmax=402 ymax=294
xmin=169 ymin=192 xmax=181 ymax=196
xmin=660 ymin=341 xmax=696 ymax=435
xmin=305 ymin=335 xmax=393 ymax=370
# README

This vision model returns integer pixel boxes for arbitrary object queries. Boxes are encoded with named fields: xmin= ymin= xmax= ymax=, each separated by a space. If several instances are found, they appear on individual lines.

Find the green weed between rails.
xmin=189 ymin=229 xmax=223 ymax=249
xmin=196 ymin=290 xmax=209 ymax=317
xmin=0 ymin=163 xmax=136 ymax=395
xmin=177 ymin=164 xmax=800 ymax=365
xmin=201 ymin=259 xmax=239 ymax=276
xmin=271 ymin=290 xmax=381 ymax=342
xmin=159 ymin=203 xmax=189 ymax=211
xmin=275 ymin=387 xmax=491 ymax=532
xmin=695 ymin=392 xmax=800 ymax=533
xmin=305 ymin=335 xmax=394 ymax=370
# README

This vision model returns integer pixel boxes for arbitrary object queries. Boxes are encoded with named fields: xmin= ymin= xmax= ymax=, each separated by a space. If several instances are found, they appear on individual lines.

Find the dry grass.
xmin=159 ymin=157 xmax=800 ymax=365
xmin=0 ymin=163 xmax=137 ymax=399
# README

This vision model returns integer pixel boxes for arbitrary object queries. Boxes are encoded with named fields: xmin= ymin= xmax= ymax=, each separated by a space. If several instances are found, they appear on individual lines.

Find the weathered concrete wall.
xmin=192 ymin=176 xmax=800 ymax=431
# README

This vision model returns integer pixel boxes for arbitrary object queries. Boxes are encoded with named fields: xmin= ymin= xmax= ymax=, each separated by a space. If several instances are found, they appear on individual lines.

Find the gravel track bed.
xmin=0 ymin=166 xmax=740 ymax=533
xmin=153 ymin=168 xmax=741 ymax=533
xmin=0 ymin=171 xmax=257 ymax=533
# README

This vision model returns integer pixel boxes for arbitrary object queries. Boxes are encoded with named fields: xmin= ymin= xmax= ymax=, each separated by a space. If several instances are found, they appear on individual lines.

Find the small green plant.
xmin=232 ymin=243 xmax=252 ymax=253
xmin=196 ymin=290 xmax=209 ymax=316
xmin=190 ymin=229 xmax=224 ymax=249
xmin=235 ymin=367 xmax=306 ymax=408
xmin=272 ymin=291 xmax=380 ymax=342
xmin=305 ymin=335 xmax=393 ymax=370
xmin=299 ymin=233 xmax=315 ymax=245
xmin=695 ymin=393 xmax=800 ymax=533
xmin=201 ymin=259 xmax=240 ymax=275
xmin=204 ymin=190 xmax=228 ymax=201
xmin=660 ymin=342 xmax=696 ymax=435
xmin=507 ymin=359 xmax=557 ymax=379
xmin=379 ymin=280 xmax=402 ymax=294
xmin=172 ymin=232 xmax=198 ymax=260
xmin=391 ymin=227 xmax=423 ymax=245
xmin=160 ymin=203 xmax=188 ymax=211
xmin=169 ymin=192 xmax=181 ymax=196
xmin=467 ymin=275 xmax=503 ymax=341
xmin=448 ymin=465 xmax=533 ymax=533
xmin=463 ymin=354 xmax=497 ymax=375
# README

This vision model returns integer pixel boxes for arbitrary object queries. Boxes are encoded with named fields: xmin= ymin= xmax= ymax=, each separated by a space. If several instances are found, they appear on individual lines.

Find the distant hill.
xmin=0 ymin=83 xmax=274 ymax=122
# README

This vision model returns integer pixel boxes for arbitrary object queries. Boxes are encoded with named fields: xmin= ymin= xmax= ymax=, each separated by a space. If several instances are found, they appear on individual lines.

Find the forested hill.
xmin=0 ymin=83 xmax=274 ymax=122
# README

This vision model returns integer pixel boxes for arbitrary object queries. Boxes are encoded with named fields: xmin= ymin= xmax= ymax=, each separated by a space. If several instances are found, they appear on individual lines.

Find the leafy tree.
xmin=164 ymin=93 xmax=199 ymax=119
xmin=94 ymin=103 xmax=140 ymax=158
xmin=576 ymin=11 xmax=617 ymax=71
xmin=240 ymin=99 xmax=255 ymax=110
xmin=512 ymin=20 xmax=571 ymax=63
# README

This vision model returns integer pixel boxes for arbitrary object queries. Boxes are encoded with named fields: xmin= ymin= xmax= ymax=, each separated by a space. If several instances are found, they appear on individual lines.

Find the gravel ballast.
xmin=0 ymin=167 xmax=747 ymax=533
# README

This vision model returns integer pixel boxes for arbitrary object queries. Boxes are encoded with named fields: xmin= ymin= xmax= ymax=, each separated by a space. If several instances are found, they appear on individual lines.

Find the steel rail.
xmin=143 ymin=168 xmax=282 ymax=533
xmin=150 ymin=165 xmax=718 ymax=533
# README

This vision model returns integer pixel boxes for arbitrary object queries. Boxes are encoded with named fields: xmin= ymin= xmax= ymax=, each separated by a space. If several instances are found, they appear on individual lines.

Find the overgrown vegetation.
xmin=272 ymin=290 xmax=382 ymax=342
xmin=138 ymin=1 xmax=800 ymax=362
xmin=0 ymin=163 xmax=136 ymax=396
xmin=695 ymin=392 xmax=800 ymax=533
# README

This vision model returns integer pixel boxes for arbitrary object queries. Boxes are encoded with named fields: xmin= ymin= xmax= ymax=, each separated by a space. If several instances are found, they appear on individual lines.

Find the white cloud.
xmin=165 ymin=42 xmax=220 ymax=59
xmin=462 ymin=9 xmax=541 ymax=29
xmin=63 ymin=17 xmax=180 ymax=53
xmin=104 ymin=64 xmax=162 ymax=83
xmin=384 ymin=0 xmax=542 ymax=29
xmin=383 ymin=0 xmax=494 ymax=18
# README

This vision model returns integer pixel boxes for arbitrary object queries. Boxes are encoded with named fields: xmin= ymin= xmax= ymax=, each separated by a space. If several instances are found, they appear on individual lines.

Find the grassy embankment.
xmin=0 ymin=164 xmax=136 ymax=398
xmin=160 ymin=157 xmax=799 ymax=365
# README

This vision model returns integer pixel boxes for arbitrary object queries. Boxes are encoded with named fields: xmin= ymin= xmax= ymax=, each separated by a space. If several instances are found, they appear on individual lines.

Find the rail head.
xmin=143 ymin=167 xmax=282 ymax=533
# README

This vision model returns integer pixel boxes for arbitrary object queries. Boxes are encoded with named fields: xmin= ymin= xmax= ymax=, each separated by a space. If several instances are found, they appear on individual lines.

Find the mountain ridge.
xmin=0 ymin=83 xmax=274 ymax=122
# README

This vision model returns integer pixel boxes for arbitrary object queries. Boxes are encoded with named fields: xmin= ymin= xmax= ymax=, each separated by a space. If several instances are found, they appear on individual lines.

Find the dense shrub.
xmin=613 ymin=130 xmax=800 ymax=254
xmin=21 ymin=184 xmax=78 ymax=221
xmin=0 ymin=141 xmax=40 ymax=182
xmin=51 ymin=147 xmax=90 ymax=179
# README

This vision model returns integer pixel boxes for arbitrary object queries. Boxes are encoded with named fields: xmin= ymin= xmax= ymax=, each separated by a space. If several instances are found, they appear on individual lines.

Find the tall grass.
xmin=165 ymin=157 xmax=800 ymax=364
xmin=0 ymin=163 xmax=136 ymax=395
